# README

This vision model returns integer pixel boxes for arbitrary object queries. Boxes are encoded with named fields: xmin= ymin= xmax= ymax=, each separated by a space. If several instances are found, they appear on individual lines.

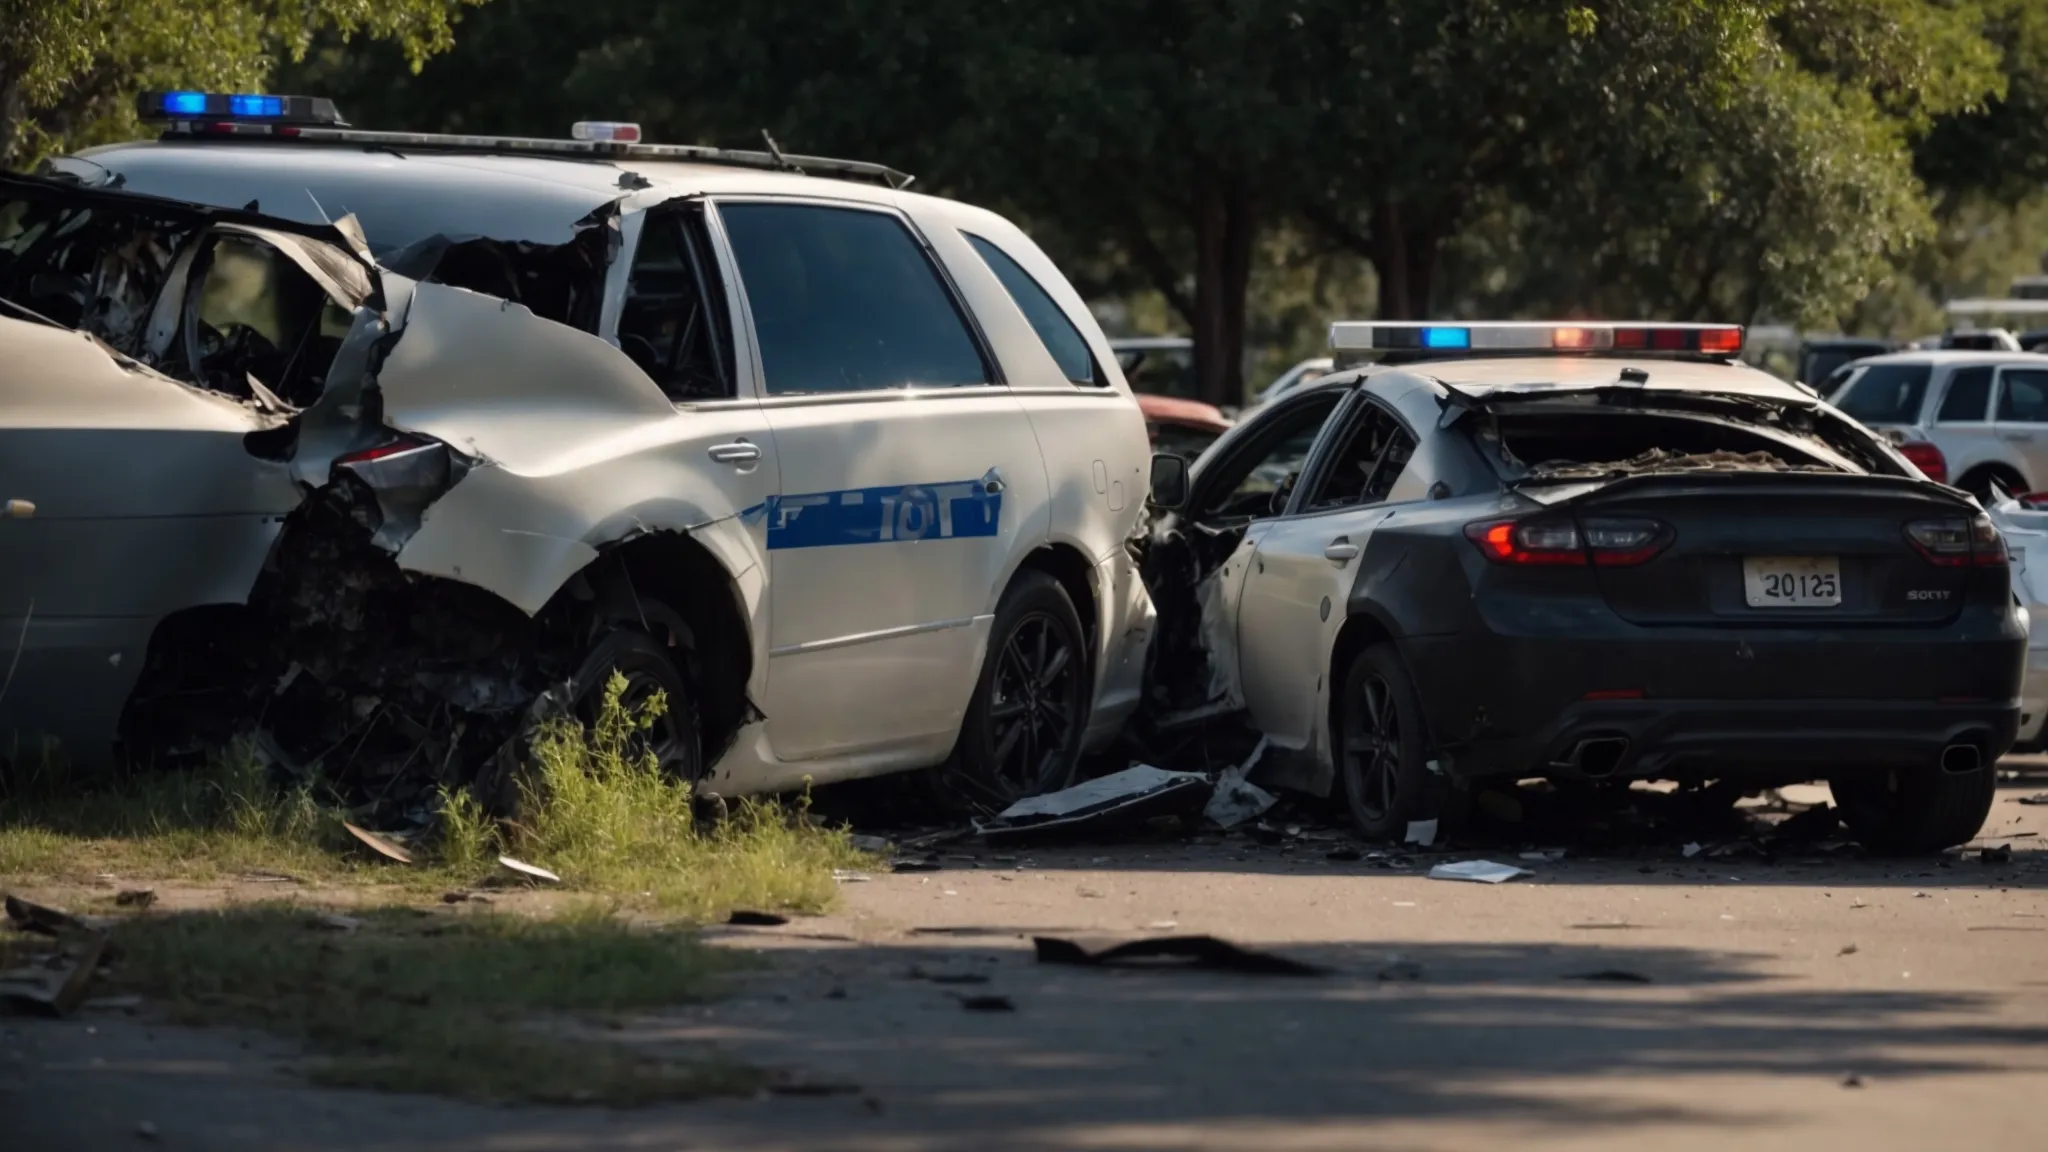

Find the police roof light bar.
xmin=139 ymin=91 xmax=347 ymax=127
xmin=1330 ymin=321 xmax=1746 ymax=366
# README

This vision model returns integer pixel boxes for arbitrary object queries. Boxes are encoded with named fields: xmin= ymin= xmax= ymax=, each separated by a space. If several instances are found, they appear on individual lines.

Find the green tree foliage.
xmin=0 ymin=0 xmax=486 ymax=169
xmin=281 ymin=0 xmax=2033 ymax=399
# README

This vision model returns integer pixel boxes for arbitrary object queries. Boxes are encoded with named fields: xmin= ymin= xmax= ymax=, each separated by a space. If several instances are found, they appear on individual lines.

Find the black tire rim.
xmin=987 ymin=611 xmax=1082 ymax=795
xmin=579 ymin=661 xmax=695 ymax=779
xmin=1344 ymin=672 xmax=1402 ymax=824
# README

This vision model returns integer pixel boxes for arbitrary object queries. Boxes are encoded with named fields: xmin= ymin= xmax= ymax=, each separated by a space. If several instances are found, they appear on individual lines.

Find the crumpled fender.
xmin=380 ymin=284 xmax=765 ymax=622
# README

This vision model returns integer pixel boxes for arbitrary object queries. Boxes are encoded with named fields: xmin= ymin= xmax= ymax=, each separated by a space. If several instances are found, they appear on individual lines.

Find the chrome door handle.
xmin=708 ymin=440 xmax=761 ymax=465
xmin=1324 ymin=540 xmax=1360 ymax=564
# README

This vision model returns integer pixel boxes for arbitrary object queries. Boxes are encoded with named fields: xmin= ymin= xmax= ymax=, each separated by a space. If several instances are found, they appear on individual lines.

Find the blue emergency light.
xmin=1420 ymin=326 xmax=1471 ymax=349
xmin=139 ymin=91 xmax=347 ymax=127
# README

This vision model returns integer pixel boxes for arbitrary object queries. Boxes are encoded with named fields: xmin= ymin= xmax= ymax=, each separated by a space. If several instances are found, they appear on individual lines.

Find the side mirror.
xmin=1149 ymin=452 xmax=1190 ymax=511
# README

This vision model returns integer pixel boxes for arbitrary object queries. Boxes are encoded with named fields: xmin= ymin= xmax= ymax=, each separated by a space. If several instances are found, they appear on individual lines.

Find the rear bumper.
xmin=0 ymin=616 xmax=153 ymax=768
xmin=1402 ymin=612 xmax=2026 ymax=780
xmin=1448 ymin=697 xmax=2017 ymax=780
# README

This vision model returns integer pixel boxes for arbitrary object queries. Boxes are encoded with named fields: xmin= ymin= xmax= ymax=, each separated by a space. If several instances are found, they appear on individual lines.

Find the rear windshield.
xmin=1833 ymin=363 xmax=1931 ymax=425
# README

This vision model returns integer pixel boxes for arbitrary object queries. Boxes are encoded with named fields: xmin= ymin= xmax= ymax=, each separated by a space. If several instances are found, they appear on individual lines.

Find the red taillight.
xmin=337 ymin=434 xmax=435 ymax=466
xmin=1465 ymin=517 xmax=1672 ymax=567
xmin=1905 ymin=514 xmax=2006 ymax=567
xmin=1897 ymin=440 xmax=1947 ymax=484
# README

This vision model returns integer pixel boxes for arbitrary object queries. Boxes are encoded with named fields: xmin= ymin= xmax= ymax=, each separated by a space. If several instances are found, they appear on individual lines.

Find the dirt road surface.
xmin=9 ymin=779 xmax=2048 ymax=1151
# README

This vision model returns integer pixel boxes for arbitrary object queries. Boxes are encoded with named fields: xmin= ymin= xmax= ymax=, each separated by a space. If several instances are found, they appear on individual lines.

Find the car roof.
xmin=62 ymin=140 xmax=928 ymax=248
xmin=1363 ymin=355 xmax=1815 ymax=404
xmin=1836 ymin=350 xmax=2048 ymax=368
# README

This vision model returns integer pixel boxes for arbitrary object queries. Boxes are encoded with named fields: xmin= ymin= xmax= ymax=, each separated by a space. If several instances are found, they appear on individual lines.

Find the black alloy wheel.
xmin=1334 ymin=642 xmax=1456 ymax=841
xmin=947 ymin=570 xmax=1089 ymax=810
xmin=568 ymin=627 xmax=703 ymax=782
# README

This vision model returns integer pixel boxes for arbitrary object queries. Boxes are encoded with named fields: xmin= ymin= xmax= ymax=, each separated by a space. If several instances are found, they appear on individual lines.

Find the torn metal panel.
xmin=392 ymin=467 xmax=602 ymax=616
xmin=213 ymin=222 xmax=373 ymax=310
xmin=375 ymin=282 xmax=675 ymax=464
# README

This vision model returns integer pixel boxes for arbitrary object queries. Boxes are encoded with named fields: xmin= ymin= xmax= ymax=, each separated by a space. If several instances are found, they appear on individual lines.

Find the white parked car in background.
xmin=1828 ymin=351 xmax=2048 ymax=500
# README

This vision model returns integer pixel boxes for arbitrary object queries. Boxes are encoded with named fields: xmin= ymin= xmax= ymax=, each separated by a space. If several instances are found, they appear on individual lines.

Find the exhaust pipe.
xmin=1552 ymin=735 xmax=1631 ymax=777
xmin=1940 ymin=743 xmax=1982 ymax=774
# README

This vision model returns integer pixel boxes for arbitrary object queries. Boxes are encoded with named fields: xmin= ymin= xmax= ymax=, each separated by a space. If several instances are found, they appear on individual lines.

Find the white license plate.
xmin=1743 ymin=556 xmax=1841 ymax=608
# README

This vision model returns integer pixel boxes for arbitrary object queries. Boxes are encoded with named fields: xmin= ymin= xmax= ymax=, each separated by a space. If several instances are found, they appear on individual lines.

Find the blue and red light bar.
xmin=1331 ymin=321 xmax=1746 ymax=359
xmin=138 ymin=91 xmax=346 ymax=127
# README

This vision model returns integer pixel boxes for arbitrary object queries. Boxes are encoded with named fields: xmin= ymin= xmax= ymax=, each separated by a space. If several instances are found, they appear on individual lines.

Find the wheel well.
xmin=1015 ymin=545 xmax=1099 ymax=664
xmin=562 ymin=532 xmax=755 ymax=763
xmin=1958 ymin=462 xmax=2027 ymax=493
xmin=1326 ymin=611 xmax=1395 ymax=749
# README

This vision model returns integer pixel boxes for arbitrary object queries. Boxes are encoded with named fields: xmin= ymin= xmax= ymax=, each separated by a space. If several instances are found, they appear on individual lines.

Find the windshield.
xmin=1832 ymin=363 xmax=1931 ymax=425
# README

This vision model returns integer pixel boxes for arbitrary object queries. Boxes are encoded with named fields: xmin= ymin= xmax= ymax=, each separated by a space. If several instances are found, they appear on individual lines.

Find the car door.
xmin=1237 ymin=391 xmax=1425 ymax=753
xmin=1993 ymin=365 xmax=2048 ymax=487
xmin=712 ymin=198 xmax=1049 ymax=761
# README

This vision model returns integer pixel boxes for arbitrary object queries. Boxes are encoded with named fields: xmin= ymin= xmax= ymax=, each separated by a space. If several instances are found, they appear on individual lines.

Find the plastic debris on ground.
xmin=976 ymin=765 xmax=1209 ymax=845
xmin=498 ymin=855 xmax=561 ymax=883
xmin=1033 ymin=934 xmax=1328 ymax=976
xmin=1428 ymin=859 xmax=1533 ymax=884
xmin=1203 ymin=737 xmax=1278 ymax=828
xmin=1404 ymin=819 xmax=1438 ymax=847
xmin=342 ymin=822 xmax=414 ymax=864
xmin=2 ymin=895 xmax=111 ymax=1018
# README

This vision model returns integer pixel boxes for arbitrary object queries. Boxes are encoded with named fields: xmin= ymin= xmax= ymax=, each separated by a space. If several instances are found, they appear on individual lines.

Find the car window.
xmin=1936 ymin=367 xmax=1993 ymax=422
xmin=1302 ymin=403 xmax=1416 ymax=512
xmin=617 ymin=207 xmax=734 ymax=400
xmin=1998 ymin=368 xmax=2048 ymax=423
xmin=1200 ymin=393 xmax=1342 ymax=520
xmin=963 ymin=233 xmax=1102 ymax=386
xmin=721 ymin=203 xmax=989 ymax=395
xmin=1834 ymin=362 xmax=1931 ymax=424
xmin=190 ymin=234 xmax=351 ymax=407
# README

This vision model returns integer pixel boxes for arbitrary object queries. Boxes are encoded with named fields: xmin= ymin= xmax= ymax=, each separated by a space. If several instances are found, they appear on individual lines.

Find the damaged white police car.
xmin=1142 ymin=321 xmax=2024 ymax=854
xmin=0 ymin=92 xmax=1154 ymax=812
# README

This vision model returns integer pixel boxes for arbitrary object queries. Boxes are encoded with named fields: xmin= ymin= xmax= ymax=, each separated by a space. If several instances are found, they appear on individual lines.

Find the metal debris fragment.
xmin=1428 ymin=860 xmax=1531 ymax=884
xmin=343 ymin=823 xmax=414 ymax=864
xmin=1033 ymin=934 xmax=1327 ymax=976
xmin=498 ymin=855 xmax=562 ymax=884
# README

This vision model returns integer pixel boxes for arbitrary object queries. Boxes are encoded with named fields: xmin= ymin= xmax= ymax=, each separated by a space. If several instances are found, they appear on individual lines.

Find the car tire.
xmin=567 ymin=627 xmax=703 ymax=783
xmin=943 ymin=570 xmax=1090 ymax=812
xmin=1334 ymin=642 xmax=1458 ymax=841
xmin=1829 ymin=761 xmax=1997 ymax=855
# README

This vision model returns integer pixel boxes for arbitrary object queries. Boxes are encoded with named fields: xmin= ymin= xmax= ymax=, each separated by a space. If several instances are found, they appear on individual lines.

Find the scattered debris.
xmin=1566 ymin=970 xmax=1652 ymax=984
xmin=953 ymin=994 xmax=1015 ymax=1012
xmin=1 ymin=927 xmax=110 ymax=1017
xmin=1376 ymin=959 xmax=1424 ymax=982
xmin=977 ymin=765 xmax=1209 ymax=845
xmin=1773 ymin=803 xmax=1839 ymax=841
xmin=847 ymin=835 xmax=894 ymax=854
xmin=113 ymin=889 xmax=156 ymax=909
xmin=342 ymin=822 xmax=413 ymax=865
xmin=1518 ymin=849 xmax=1566 ymax=862
xmin=4 ymin=894 xmax=93 ymax=937
xmin=831 ymin=870 xmax=873 ymax=883
xmin=440 ymin=890 xmax=492 ymax=905
xmin=1839 ymin=944 xmax=1859 ymax=956
xmin=1429 ymin=860 xmax=1532 ymax=884
xmin=726 ymin=910 xmax=790 ymax=927
xmin=2014 ymin=794 xmax=2048 ymax=806
xmin=498 ymin=855 xmax=561 ymax=884
xmin=890 ymin=858 xmax=943 ymax=873
xmin=1033 ymin=934 xmax=1327 ymax=976
xmin=1146 ymin=920 xmax=1180 ymax=930
xmin=238 ymin=872 xmax=300 ymax=884
xmin=1203 ymin=737 xmax=1278 ymax=828
xmin=315 ymin=914 xmax=363 ymax=933
xmin=1404 ymin=819 xmax=1438 ymax=847
xmin=1982 ymin=844 xmax=2014 ymax=865
xmin=1841 ymin=1073 xmax=1865 ymax=1089
xmin=1682 ymin=842 xmax=1704 ymax=858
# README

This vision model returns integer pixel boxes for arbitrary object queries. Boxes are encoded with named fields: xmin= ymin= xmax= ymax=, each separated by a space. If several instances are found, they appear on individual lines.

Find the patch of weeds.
xmin=107 ymin=904 xmax=763 ymax=1104
xmin=3 ymin=674 xmax=871 ymax=920
xmin=0 ymin=740 xmax=352 ymax=880
xmin=470 ymin=673 xmax=867 ymax=917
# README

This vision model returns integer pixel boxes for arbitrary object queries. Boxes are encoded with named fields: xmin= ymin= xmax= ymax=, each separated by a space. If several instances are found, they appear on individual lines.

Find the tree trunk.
xmin=1191 ymin=168 xmax=1254 ymax=407
xmin=1369 ymin=200 xmax=1442 ymax=320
